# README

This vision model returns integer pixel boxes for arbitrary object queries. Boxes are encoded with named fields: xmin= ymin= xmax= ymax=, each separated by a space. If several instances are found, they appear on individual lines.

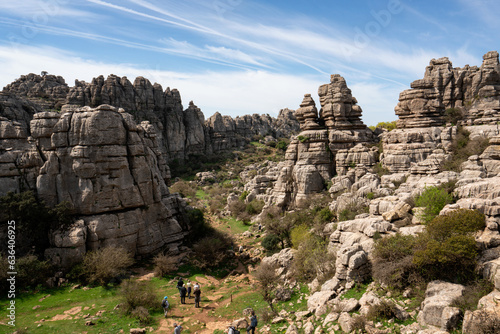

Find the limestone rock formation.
xmin=295 ymin=94 xmax=321 ymax=131
xmin=3 ymin=73 xmax=69 ymax=110
xmin=263 ymin=74 xmax=376 ymax=208
xmin=3 ymin=73 xmax=300 ymax=162
xmin=1 ymin=103 xmax=190 ymax=266
xmin=396 ymin=51 xmax=500 ymax=128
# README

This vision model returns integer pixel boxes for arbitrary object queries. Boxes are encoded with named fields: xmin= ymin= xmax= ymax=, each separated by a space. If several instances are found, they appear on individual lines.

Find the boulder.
xmin=417 ymin=281 xmax=465 ymax=330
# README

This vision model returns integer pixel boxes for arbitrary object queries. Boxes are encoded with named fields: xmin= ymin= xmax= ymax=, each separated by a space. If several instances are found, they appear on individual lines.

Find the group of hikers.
xmin=161 ymin=277 xmax=258 ymax=333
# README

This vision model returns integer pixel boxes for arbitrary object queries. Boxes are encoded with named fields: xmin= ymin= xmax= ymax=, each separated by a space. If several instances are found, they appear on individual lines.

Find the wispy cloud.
xmin=0 ymin=0 xmax=97 ymax=19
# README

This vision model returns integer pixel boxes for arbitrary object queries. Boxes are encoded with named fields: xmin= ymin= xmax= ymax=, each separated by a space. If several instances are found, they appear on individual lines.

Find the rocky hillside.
xmin=236 ymin=51 xmax=500 ymax=333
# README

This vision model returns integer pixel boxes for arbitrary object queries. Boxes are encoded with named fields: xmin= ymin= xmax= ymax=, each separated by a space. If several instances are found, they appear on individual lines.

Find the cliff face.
xmin=3 ymin=73 xmax=300 ymax=161
xmin=1 ymin=102 xmax=188 ymax=266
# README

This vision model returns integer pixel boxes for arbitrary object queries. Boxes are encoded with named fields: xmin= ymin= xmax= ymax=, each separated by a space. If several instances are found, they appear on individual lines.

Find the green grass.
xmin=220 ymin=217 xmax=251 ymax=235
xmin=195 ymin=189 xmax=209 ymax=200
xmin=341 ymin=282 xmax=370 ymax=300
xmin=0 ymin=284 xmax=153 ymax=334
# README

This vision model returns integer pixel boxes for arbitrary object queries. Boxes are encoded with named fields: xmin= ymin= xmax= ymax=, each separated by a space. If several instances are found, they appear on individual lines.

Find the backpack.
xmin=161 ymin=299 xmax=169 ymax=308
xmin=229 ymin=327 xmax=240 ymax=334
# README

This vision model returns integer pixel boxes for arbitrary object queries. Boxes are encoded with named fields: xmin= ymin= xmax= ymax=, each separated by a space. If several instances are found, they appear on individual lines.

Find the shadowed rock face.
xmin=0 ymin=103 xmax=189 ymax=267
xmin=396 ymin=51 xmax=500 ymax=128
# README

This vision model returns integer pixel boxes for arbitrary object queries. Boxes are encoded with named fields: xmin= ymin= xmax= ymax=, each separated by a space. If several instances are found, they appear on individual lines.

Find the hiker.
xmin=173 ymin=323 xmax=182 ymax=334
xmin=193 ymin=284 xmax=201 ymax=308
xmin=176 ymin=277 xmax=184 ymax=291
xmin=186 ymin=280 xmax=192 ymax=299
xmin=161 ymin=296 xmax=169 ymax=318
xmin=179 ymin=284 xmax=187 ymax=304
xmin=246 ymin=311 xmax=257 ymax=334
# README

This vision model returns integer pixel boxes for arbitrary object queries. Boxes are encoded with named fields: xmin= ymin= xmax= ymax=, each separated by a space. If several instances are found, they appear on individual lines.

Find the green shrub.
xmin=338 ymin=204 xmax=368 ymax=222
xmin=373 ymin=162 xmax=390 ymax=177
xmin=239 ymin=191 xmax=249 ymax=201
xmin=291 ymin=229 xmax=335 ymax=283
xmin=276 ymin=140 xmax=288 ymax=151
xmin=413 ymin=209 xmax=485 ymax=282
xmin=443 ymin=108 xmax=464 ymax=124
xmin=0 ymin=254 xmax=53 ymax=293
xmin=374 ymin=121 xmax=397 ymax=132
xmin=245 ymin=200 xmax=264 ymax=215
xmin=130 ymin=306 xmax=151 ymax=325
xmin=297 ymin=135 xmax=309 ymax=143
xmin=191 ymin=232 xmax=233 ymax=269
xmin=351 ymin=315 xmax=367 ymax=332
xmin=451 ymin=279 xmax=494 ymax=313
xmin=0 ymin=191 xmax=73 ymax=256
xmin=425 ymin=208 xmax=485 ymax=242
xmin=441 ymin=127 xmax=489 ymax=172
xmin=186 ymin=208 xmax=209 ymax=242
xmin=366 ymin=300 xmax=400 ymax=321
xmin=170 ymin=180 xmax=197 ymax=198
xmin=415 ymin=186 xmax=453 ymax=223
xmin=261 ymin=234 xmax=281 ymax=254
xmin=82 ymin=246 xmax=134 ymax=285
xmin=290 ymin=225 xmax=309 ymax=249
xmin=372 ymin=233 xmax=420 ymax=290
xmin=366 ymin=192 xmax=375 ymax=200
xmin=120 ymin=279 xmax=158 ymax=325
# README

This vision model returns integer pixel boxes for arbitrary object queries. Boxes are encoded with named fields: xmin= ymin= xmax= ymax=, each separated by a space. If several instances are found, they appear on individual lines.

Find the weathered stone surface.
xmin=261 ymin=248 xmax=295 ymax=280
xmin=1 ymin=104 xmax=192 ymax=265
xmin=307 ymin=290 xmax=336 ymax=311
xmin=296 ymin=94 xmax=321 ymax=131
xmin=395 ymin=51 xmax=500 ymax=128
xmin=483 ymin=258 xmax=500 ymax=290
xmin=417 ymin=281 xmax=465 ymax=330
xmin=3 ymin=73 xmax=69 ymax=110
xmin=264 ymin=74 xmax=376 ymax=208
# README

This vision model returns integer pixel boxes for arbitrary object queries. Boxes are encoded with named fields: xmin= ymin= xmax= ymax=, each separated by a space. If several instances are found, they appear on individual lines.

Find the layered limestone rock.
xmin=396 ymin=51 xmax=500 ymax=128
xmin=1 ymin=104 xmax=189 ymax=266
xmin=265 ymin=75 xmax=376 ymax=208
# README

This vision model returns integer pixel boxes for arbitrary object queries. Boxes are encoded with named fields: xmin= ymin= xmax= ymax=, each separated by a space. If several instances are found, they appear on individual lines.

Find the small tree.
xmin=82 ymin=246 xmax=134 ymax=285
xmin=254 ymin=262 xmax=280 ymax=313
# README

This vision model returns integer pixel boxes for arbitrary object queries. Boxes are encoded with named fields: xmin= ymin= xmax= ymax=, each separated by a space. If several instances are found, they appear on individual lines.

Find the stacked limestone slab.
xmin=264 ymin=74 xmax=376 ymax=208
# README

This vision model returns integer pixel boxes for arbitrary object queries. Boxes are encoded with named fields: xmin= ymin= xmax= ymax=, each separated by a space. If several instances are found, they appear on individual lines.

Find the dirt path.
xmin=141 ymin=269 xmax=257 ymax=333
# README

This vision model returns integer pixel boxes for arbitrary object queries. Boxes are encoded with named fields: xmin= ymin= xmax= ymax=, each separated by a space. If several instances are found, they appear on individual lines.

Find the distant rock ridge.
xmin=3 ymin=73 xmax=300 ymax=161
xmin=396 ymin=50 xmax=500 ymax=128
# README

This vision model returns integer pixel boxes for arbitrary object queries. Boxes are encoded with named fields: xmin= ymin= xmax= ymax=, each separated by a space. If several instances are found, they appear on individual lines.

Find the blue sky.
xmin=0 ymin=0 xmax=499 ymax=125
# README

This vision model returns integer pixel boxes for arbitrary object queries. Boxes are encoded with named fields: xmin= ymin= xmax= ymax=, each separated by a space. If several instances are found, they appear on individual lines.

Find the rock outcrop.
xmin=264 ymin=74 xmax=376 ymax=208
xmin=1 ymin=104 xmax=190 ymax=266
xmin=396 ymin=51 xmax=500 ymax=128
xmin=3 ymin=73 xmax=69 ymax=110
